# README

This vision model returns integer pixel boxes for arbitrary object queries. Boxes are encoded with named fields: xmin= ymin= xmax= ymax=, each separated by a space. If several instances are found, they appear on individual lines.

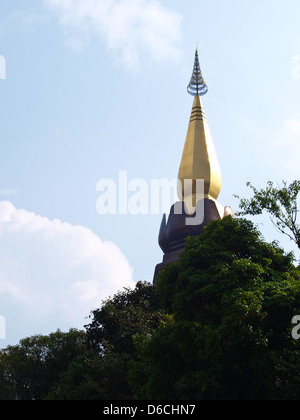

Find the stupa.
xmin=153 ymin=50 xmax=233 ymax=284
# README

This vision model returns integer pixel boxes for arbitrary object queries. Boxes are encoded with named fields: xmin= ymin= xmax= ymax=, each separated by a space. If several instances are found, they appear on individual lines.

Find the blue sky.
xmin=0 ymin=0 xmax=299 ymax=345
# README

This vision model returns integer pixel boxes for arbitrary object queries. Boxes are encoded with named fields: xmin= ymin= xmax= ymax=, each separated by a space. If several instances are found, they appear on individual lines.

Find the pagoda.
xmin=153 ymin=50 xmax=233 ymax=284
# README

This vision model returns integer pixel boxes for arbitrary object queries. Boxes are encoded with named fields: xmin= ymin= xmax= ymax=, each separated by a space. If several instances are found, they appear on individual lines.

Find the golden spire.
xmin=178 ymin=50 xmax=222 ymax=213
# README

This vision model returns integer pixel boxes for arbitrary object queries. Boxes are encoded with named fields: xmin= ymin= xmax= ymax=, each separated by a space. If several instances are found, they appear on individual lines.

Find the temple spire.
xmin=187 ymin=49 xmax=208 ymax=97
xmin=153 ymin=48 xmax=233 ymax=284
xmin=178 ymin=51 xmax=222 ymax=212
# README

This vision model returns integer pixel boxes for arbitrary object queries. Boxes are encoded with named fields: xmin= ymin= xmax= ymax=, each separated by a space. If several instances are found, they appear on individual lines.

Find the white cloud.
xmin=0 ymin=201 xmax=135 ymax=344
xmin=43 ymin=0 xmax=182 ymax=71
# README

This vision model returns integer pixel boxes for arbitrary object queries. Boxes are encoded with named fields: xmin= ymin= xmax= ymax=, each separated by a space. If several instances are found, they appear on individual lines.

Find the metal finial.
xmin=187 ymin=50 xmax=208 ymax=97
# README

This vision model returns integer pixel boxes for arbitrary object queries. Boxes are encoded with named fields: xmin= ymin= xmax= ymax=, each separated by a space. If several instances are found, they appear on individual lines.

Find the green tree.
xmin=83 ymin=281 xmax=163 ymax=400
xmin=45 ymin=350 xmax=105 ymax=400
xmin=129 ymin=217 xmax=300 ymax=400
xmin=86 ymin=281 xmax=162 ymax=356
xmin=0 ymin=282 xmax=162 ymax=400
xmin=235 ymin=180 xmax=300 ymax=250
xmin=0 ymin=329 xmax=87 ymax=400
xmin=48 ymin=281 xmax=163 ymax=400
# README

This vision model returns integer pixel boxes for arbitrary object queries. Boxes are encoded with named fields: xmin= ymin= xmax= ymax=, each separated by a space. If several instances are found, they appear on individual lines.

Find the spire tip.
xmin=187 ymin=50 xmax=208 ymax=97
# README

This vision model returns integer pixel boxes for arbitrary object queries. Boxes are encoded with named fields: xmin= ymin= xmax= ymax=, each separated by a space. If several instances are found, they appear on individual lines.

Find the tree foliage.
xmin=235 ymin=180 xmax=300 ymax=250
xmin=0 ymin=329 xmax=87 ymax=400
xmin=129 ymin=217 xmax=300 ymax=400
xmin=86 ymin=281 xmax=162 ymax=357
xmin=0 ymin=282 xmax=162 ymax=400
xmin=1 ymin=218 xmax=300 ymax=400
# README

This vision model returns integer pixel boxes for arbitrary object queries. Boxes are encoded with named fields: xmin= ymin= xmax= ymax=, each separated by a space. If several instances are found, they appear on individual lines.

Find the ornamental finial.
xmin=187 ymin=49 xmax=208 ymax=97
